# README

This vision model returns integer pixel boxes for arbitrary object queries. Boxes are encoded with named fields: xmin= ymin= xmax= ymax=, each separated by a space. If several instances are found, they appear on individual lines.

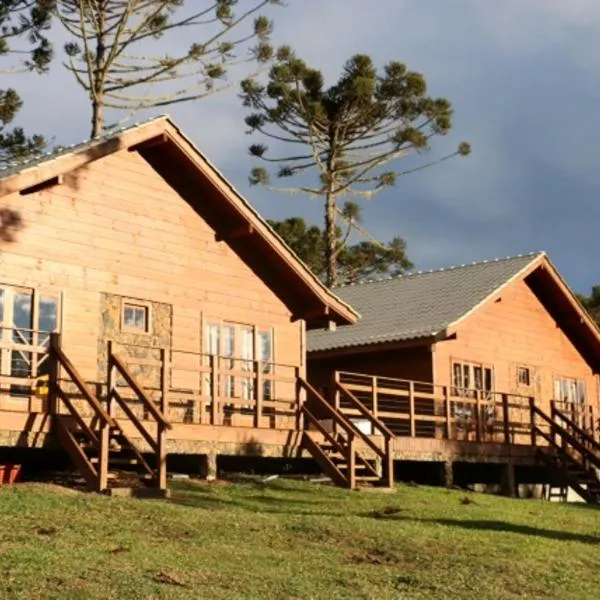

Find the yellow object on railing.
xmin=35 ymin=374 xmax=49 ymax=398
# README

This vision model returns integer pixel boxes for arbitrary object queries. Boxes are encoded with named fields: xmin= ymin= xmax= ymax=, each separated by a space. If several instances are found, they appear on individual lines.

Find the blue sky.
xmin=7 ymin=0 xmax=600 ymax=294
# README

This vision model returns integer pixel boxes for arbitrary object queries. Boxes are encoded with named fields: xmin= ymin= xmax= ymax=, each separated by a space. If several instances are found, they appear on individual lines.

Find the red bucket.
xmin=0 ymin=464 xmax=22 ymax=486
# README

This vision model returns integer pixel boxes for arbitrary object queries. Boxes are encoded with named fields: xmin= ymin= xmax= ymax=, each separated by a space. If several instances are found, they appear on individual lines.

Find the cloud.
xmin=2 ymin=0 xmax=599 ymax=293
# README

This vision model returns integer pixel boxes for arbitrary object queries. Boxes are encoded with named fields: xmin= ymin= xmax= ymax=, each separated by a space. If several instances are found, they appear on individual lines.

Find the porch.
xmin=0 ymin=331 xmax=597 ymax=495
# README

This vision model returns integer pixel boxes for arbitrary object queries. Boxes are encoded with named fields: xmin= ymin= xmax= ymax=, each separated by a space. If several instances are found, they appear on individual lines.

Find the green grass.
xmin=0 ymin=478 xmax=599 ymax=600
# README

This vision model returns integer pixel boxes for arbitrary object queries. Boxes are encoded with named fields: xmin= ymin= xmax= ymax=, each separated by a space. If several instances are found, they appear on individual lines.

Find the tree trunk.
xmin=91 ymin=96 xmax=104 ymax=139
xmin=90 ymin=4 xmax=107 ymax=138
xmin=324 ymin=189 xmax=337 ymax=287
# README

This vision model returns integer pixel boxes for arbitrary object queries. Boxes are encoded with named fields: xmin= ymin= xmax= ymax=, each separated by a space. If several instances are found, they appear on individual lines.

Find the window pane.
xmin=241 ymin=327 xmax=254 ymax=360
xmin=13 ymin=292 xmax=33 ymax=344
xmin=123 ymin=306 xmax=135 ymax=327
xmin=0 ymin=288 xmax=4 ymax=323
xmin=484 ymin=368 xmax=493 ymax=391
xmin=473 ymin=367 xmax=483 ymax=390
xmin=206 ymin=324 xmax=220 ymax=355
xmin=452 ymin=363 xmax=462 ymax=387
xmin=222 ymin=326 xmax=235 ymax=357
xmin=134 ymin=307 xmax=146 ymax=330
xmin=39 ymin=296 xmax=58 ymax=332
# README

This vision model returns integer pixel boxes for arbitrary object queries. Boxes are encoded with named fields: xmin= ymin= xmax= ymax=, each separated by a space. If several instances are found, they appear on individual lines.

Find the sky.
xmin=6 ymin=0 xmax=600 ymax=294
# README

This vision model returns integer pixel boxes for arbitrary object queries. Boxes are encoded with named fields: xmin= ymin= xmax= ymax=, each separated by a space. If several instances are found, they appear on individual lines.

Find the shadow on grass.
xmin=169 ymin=480 xmax=347 ymax=516
xmin=382 ymin=516 xmax=600 ymax=545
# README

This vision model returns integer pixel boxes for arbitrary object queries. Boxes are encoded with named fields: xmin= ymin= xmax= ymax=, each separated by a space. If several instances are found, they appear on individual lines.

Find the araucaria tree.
xmin=268 ymin=212 xmax=413 ymax=285
xmin=0 ymin=0 xmax=53 ymax=165
xmin=242 ymin=50 xmax=470 ymax=287
xmin=55 ymin=0 xmax=282 ymax=137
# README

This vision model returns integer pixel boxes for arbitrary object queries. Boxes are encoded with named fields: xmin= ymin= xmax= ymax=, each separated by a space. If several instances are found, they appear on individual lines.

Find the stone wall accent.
xmin=97 ymin=293 xmax=172 ymax=390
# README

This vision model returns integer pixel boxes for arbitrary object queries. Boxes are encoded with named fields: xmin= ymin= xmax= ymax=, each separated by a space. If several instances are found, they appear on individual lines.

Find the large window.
xmin=554 ymin=377 xmax=586 ymax=404
xmin=0 ymin=285 xmax=61 ymax=393
xmin=204 ymin=321 xmax=273 ymax=400
xmin=452 ymin=360 xmax=494 ymax=420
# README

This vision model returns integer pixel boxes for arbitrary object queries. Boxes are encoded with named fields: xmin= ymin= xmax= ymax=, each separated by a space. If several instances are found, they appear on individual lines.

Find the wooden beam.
xmin=19 ymin=175 xmax=63 ymax=196
xmin=128 ymin=133 xmax=169 ymax=152
xmin=215 ymin=223 xmax=254 ymax=242
xmin=291 ymin=305 xmax=329 ymax=323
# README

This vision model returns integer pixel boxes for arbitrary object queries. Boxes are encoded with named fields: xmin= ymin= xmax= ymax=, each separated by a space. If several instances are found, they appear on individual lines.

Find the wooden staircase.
xmin=531 ymin=400 xmax=600 ymax=504
xmin=299 ymin=378 xmax=394 ymax=489
xmin=49 ymin=335 xmax=171 ymax=496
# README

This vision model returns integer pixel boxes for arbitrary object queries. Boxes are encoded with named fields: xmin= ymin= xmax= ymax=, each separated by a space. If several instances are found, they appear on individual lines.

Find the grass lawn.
xmin=0 ymin=478 xmax=599 ymax=600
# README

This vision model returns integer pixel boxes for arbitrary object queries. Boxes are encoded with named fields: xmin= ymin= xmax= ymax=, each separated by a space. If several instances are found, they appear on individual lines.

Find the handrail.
xmin=112 ymin=389 xmax=159 ymax=453
xmin=336 ymin=381 xmax=395 ymax=440
xmin=299 ymin=378 xmax=384 ymax=459
xmin=52 ymin=345 xmax=115 ymax=427
xmin=532 ymin=405 xmax=600 ymax=471
xmin=111 ymin=353 xmax=172 ymax=429
xmin=552 ymin=406 xmax=600 ymax=454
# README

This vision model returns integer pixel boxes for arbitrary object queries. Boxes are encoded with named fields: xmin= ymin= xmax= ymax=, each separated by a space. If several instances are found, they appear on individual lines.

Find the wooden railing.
xmin=334 ymin=371 xmax=533 ymax=444
xmin=49 ymin=333 xmax=115 ymax=491
xmin=108 ymin=342 xmax=301 ymax=430
xmin=552 ymin=401 xmax=596 ymax=441
xmin=299 ymin=378 xmax=392 ymax=488
xmin=108 ymin=342 xmax=171 ymax=489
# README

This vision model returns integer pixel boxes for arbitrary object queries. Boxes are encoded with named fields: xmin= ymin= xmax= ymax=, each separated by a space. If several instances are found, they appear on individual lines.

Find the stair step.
xmin=355 ymin=476 xmax=381 ymax=482
xmin=90 ymin=457 xmax=139 ymax=466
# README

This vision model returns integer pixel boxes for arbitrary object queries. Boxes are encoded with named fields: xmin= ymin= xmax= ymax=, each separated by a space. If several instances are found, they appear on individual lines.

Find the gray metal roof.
xmin=308 ymin=252 xmax=544 ymax=352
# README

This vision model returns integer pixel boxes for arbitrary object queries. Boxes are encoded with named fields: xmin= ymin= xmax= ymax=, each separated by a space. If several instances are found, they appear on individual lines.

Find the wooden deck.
xmin=0 ymin=336 xmax=596 ymax=471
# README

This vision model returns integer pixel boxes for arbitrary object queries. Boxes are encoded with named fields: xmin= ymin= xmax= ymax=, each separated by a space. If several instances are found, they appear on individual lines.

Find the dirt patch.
xmin=351 ymin=547 xmax=401 ymax=566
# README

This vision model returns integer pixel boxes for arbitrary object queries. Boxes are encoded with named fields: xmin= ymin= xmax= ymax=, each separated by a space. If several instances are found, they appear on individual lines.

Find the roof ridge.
xmin=0 ymin=113 xmax=170 ymax=175
xmin=333 ymin=251 xmax=545 ymax=289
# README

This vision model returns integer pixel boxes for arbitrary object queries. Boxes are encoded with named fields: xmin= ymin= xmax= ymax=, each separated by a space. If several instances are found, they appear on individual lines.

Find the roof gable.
xmin=308 ymin=253 xmax=544 ymax=352
xmin=0 ymin=116 xmax=358 ymax=329
xmin=308 ymin=251 xmax=600 ymax=372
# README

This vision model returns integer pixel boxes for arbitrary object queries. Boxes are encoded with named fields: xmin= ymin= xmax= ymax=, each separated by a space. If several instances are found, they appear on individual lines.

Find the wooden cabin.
xmin=0 ymin=115 xmax=374 ymax=493
xmin=307 ymin=253 xmax=600 ymax=499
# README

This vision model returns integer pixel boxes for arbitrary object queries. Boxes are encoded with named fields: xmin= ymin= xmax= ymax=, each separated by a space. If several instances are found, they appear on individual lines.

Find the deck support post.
xmin=439 ymin=460 xmax=453 ymax=488
xmin=501 ymin=460 xmax=517 ymax=498
xmin=199 ymin=449 xmax=218 ymax=481
xmin=156 ymin=348 xmax=169 ymax=490
xmin=48 ymin=333 xmax=62 ymax=416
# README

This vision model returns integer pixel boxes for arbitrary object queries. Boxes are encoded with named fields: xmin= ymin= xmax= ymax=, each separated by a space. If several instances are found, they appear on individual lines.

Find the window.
xmin=0 ymin=284 xmax=61 ymax=395
xmin=204 ymin=320 xmax=274 ymax=400
xmin=452 ymin=361 xmax=493 ymax=397
xmin=122 ymin=302 xmax=150 ymax=333
xmin=452 ymin=360 xmax=494 ymax=420
xmin=517 ymin=366 xmax=531 ymax=387
xmin=554 ymin=378 xmax=586 ymax=404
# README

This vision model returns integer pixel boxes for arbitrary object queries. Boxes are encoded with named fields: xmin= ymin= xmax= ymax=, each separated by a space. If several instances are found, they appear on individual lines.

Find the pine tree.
xmin=242 ymin=49 xmax=469 ymax=287
xmin=0 ymin=0 xmax=53 ymax=165
xmin=269 ymin=213 xmax=413 ymax=285
xmin=55 ymin=0 xmax=283 ymax=137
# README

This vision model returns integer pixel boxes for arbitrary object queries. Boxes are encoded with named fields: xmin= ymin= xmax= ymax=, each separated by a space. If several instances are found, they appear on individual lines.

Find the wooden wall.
xmin=308 ymin=344 xmax=433 ymax=389
xmin=433 ymin=277 xmax=600 ymax=412
xmin=0 ymin=149 xmax=304 ymax=385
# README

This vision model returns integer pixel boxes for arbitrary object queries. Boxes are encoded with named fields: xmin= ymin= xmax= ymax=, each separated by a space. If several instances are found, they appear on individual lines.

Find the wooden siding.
xmin=434 ymin=277 xmax=600 ymax=412
xmin=0 ymin=149 xmax=304 ymax=385
xmin=308 ymin=345 xmax=433 ymax=389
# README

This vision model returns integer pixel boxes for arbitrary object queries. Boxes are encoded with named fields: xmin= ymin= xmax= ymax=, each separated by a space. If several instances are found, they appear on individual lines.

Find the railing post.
xmin=48 ymin=333 xmax=62 ymax=415
xmin=332 ymin=371 xmax=341 ymax=436
xmin=529 ymin=397 xmax=537 ymax=448
xmin=98 ymin=341 xmax=114 ymax=493
xmin=590 ymin=404 xmax=597 ymax=442
xmin=346 ymin=431 xmax=356 ymax=490
xmin=156 ymin=347 xmax=169 ymax=490
xmin=475 ymin=391 xmax=482 ymax=442
xmin=444 ymin=386 xmax=451 ymax=439
xmin=371 ymin=375 xmax=378 ymax=418
xmin=383 ymin=435 xmax=394 ymax=488
xmin=295 ymin=368 xmax=305 ymax=433
xmin=408 ymin=381 xmax=416 ymax=437
xmin=502 ymin=394 xmax=510 ymax=445
xmin=254 ymin=359 xmax=263 ymax=428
